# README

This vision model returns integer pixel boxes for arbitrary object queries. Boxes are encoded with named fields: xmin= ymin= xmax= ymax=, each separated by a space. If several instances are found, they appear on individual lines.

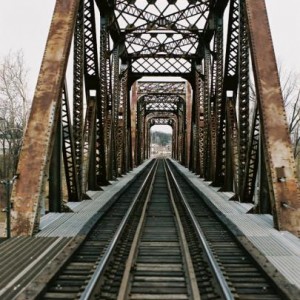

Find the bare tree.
xmin=0 ymin=50 xmax=30 ymax=178
xmin=250 ymin=63 xmax=300 ymax=159
xmin=278 ymin=64 xmax=300 ymax=158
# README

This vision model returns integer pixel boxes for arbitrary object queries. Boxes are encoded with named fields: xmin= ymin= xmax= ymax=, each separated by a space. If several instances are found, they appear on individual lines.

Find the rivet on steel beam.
xmin=281 ymin=202 xmax=296 ymax=210
xmin=276 ymin=167 xmax=286 ymax=182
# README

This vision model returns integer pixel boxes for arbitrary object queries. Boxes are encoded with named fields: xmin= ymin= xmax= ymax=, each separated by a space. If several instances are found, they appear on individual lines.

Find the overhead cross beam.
xmin=114 ymin=0 xmax=210 ymax=75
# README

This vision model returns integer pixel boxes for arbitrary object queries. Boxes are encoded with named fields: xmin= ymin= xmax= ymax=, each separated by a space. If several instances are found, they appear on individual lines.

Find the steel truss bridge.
xmin=8 ymin=0 xmax=300 ymax=238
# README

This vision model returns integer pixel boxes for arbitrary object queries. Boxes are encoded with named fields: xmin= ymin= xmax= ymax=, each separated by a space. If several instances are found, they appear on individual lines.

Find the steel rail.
xmin=79 ymin=160 xmax=158 ymax=300
xmin=116 ymin=161 xmax=158 ymax=299
xmin=165 ymin=160 xmax=235 ymax=300
xmin=117 ymin=159 xmax=200 ymax=299
xmin=163 ymin=161 xmax=201 ymax=300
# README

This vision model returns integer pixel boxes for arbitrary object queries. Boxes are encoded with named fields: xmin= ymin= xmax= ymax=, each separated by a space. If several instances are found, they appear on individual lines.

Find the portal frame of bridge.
xmin=135 ymin=81 xmax=187 ymax=165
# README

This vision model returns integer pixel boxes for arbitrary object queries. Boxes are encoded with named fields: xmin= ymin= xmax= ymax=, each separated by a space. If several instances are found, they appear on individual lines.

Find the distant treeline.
xmin=151 ymin=131 xmax=172 ymax=146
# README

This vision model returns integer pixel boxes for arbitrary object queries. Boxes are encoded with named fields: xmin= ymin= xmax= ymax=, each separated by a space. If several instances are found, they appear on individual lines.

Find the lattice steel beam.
xmin=73 ymin=0 xmax=84 ymax=199
xmin=242 ymin=105 xmax=260 ymax=204
xmin=62 ymin=83 xmax=80 ymax=202
xmin=113 ymin=0 xmax=210 ymax=75
xmin=238 ymin=0 xmax=250 ymax=197
xmin=99 ymin=15 xmax=111 ymax=182
xmin=209 ymin=23 xmax=223 ymax=181
xmin=214 ymin=0 xmax=239 ymax=187
xmin=138 ymin=81 xmax=186 ymax=95
xmin=83 ymin=0 xmax=106 ymax=188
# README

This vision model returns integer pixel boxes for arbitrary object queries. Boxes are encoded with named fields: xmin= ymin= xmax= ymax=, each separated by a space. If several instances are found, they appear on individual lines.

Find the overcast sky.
xmin=0 ymin=0 xmax=300 ymax=96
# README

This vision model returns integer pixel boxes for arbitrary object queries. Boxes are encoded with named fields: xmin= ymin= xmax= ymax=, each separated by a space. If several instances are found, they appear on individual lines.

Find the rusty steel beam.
xmin=109 ymin=47 xmax=121 ymax=179
xmin=130 ymin=82 xmax=138 ymax=167
xmin=214 ymin=24 xmax=224 ymax=179
xmin=242 ymin=105 xmax=260 ymax=203
xmin=49 ymin=105 xmax=62 ymax=213
xmin=214 ymin=0 xmax=239 ymax=188
xmin=203 ymin=47 xmax=212 ymax=180
xmin=185 ymin=82 xmax=192 ymax=167
xmin=136 ymin=99 xmax=143 ymax=165
xmin=189 ymin=66 xmax=199 ymax=173
xmin=73 ymin=0 xmax=84 ymax=199
xmin=245 ymin=0 xmax=300 ymax=234
xmin=238 ymin=1 xmax=250 ymax=197
xmin=116 ymin=67 xmax=128 ymax=175
xmin=62 ymin=83 xmax=80 ymax=202
xmin=10 ymin=0 xmax=80 ymax=236
xmin=99 ymin=15 xmax=111 ymax=182
xmin=123 ymin=70 xmax=131 ymax=173
xmin=196 ymin=67 xmax=204 ymax=176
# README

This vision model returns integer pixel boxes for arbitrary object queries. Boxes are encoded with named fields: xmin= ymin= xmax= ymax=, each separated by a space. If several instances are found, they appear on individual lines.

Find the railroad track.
xmin=167 ymin=160 xmax=284 ymax=300
xmin=18 ymin=158 xmax=285 ymax=299
xmin=107 ymin=160 xmax=202 ymax=299
xmin=30 ymin=160 xmax=156 ymax=300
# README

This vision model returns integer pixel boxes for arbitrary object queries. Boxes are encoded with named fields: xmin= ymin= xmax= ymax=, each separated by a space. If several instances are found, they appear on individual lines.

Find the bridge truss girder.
xmin=135 ymin=82 xmax=187 ymax=165
xmin=9 ymin=0 xmax=300 ymax=236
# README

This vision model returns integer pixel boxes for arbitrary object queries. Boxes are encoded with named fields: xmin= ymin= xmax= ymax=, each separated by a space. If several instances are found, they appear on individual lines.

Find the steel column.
xmin=83 ymin=0 xmax=105 ymax=188
xmin=10 ymin=0 xmax=80 ymax=236
xmin=238 ymin=0 xmax=250 ymax=196
xmin=99 ymin=15 xmax=110 ymax=183
xmin=214 ymin=0 xmax=239 ymax=189
xmin=245 ymin=0 xmax=300 ymax=234
xmin=210 ymin=23 xmax=224 ymax=181
xmin=130 ymin=82 xmax=138 ymax=167
xmin=62 ymin=84 xmax=80 ymax=201
xmin=116 ymin=66 xmax=129 ymax=175
xmin=73 ymin=0 xmax=84 ymax=199
xmin=49 ymin=105 xmax=62 ymax=213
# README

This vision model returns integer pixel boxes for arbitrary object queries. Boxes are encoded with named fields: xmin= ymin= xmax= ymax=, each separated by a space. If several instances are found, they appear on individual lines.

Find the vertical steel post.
xmin=73 ymin=0 xmax=84 ymax=199
xmin=238 ymin=0 xmax=250 ymax=197
xmin=109 ymin=46 xmax=121 ymax=179
xmin=100 ymin=19 xmax=109 ymax=173
xmin=88 ymin=99 xmax=97 ymax=190
xmin=214 ymin=0 xmax=239 ymax=188
xmin=203 ymin=46 xmax=211 ymax=179
xmin=62 ymin=84 xmax=80 ymax=201
xmin=49 ymin=110 xmax=62 ymax=212
xmin=1 ymin=181 xmax=11 ymax=238
xmin=130 ymin=82 xmax=138 ymax=167
xmin=6 ymin=182 xmax=11 ymax=238
xmin=210 ymin=22 xmax=223 ymax=181
xmin=1 ymin=176 xmax=19 ymax=238
xmin=185 ymin=82 xmax=192 ymax=167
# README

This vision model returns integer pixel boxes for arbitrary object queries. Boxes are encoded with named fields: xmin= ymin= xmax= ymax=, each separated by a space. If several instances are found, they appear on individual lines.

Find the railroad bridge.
xmin=1 ymin=0 xmax=300 ymax=299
